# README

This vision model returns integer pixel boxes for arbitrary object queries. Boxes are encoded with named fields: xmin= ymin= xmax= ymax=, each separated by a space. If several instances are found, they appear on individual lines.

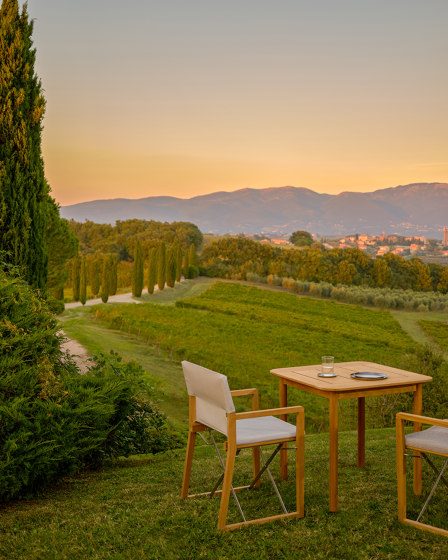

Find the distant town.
xmin=232 ymin=228 xmax=448 ymax=267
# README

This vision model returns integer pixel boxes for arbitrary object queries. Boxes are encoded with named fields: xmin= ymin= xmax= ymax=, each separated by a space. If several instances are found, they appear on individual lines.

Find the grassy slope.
xmin=60 ymin=279 xmax=215 ymax=429
xmin=1 ymin=428 xmax=447 ymax=559
xmin=4 ymin=279 xmax=448 ymax=557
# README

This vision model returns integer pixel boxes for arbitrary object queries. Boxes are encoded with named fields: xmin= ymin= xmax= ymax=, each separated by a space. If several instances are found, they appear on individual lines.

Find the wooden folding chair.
xmin=396 ymin=412 xmax=448 ymax=537
xmin=180 ymin=361 xmax=305 ymax=531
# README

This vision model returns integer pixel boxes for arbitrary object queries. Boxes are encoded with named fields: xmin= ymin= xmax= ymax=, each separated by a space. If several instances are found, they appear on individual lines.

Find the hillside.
xmin=60 ymin=182 xmax=448 ymax=238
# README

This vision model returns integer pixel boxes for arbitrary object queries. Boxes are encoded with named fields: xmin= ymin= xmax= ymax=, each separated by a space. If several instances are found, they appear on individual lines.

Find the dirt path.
xmin=64 ymin=292 xmax=142 ymax=309
xmin=59 ymin=332 xmax=91 ymax=373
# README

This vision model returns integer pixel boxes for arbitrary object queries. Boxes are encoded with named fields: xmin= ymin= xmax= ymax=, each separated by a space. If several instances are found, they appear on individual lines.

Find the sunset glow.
xmin=24 ymin=0 xmax=448 ymax=206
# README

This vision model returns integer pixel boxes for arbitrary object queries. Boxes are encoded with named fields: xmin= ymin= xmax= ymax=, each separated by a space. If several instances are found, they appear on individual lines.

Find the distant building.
xmin=270 ymin=238 xmax=292 ymax=246
xmin=444 ymin=227 xmax=448 ymax=245
xmin=376 ymin=246 xmax=390 ymax=256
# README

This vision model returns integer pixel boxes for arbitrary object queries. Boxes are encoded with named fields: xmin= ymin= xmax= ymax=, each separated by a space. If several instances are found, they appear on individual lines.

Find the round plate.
xmin=351 ymin=371 xmax=388 ymax=380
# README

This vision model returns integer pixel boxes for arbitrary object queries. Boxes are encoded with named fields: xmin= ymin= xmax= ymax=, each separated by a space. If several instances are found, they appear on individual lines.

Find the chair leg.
xmin=218 ymin=444 xmax=237 ymax=530
xmin=181 ymin=430 xmax=196 ymax=499
xmin=396 ymin=418 xmax=407 ymax=522
xmin=296 ymin=413 xmax=305 ymax=517
xmin=252 ymin=446 xmax=260 ymax=489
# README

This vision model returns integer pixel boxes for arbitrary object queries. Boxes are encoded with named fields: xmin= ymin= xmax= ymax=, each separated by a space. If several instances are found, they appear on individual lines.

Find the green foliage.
xmin=201 ymin=237 xmax=445 ymax=294
xmin=86 ymin=255 xmax=100 ymax=297
xmin=166 ymin=246 xmax=176 ymax=288
xmin=146 ymin=247 xmax=157 ymax=294
xmin=0 ymin=266 xmax=179 ymax=501
xmin=157 ymin=242 xmax=166 ymax=291
xmin=71 ymin=255 xmax=80 ymax=302
xmin=419 ymin=320 xmax=448 ymax=352
xmin=131 ymin=241 xmax=144 ymax=297
xmin=100 ymin=258 xmax=109 ymax=303
xmin=175 ymin=242 xmax=182 ymax=282
xmin=183 ymin=248 xmax=190 ymax=279
xmin=289 ymin=229 xmax=313 ymax=246
xmin=67 ymin=219 xmax=203 ymax=259
xmin=109 ymin=254 xmax=118 ymax=296
xmin=94 ymin=282 xmax=417 ymax=432
xmin=79 ymin=257 xmax=87 ymax=305
xmin=45 ymin=196 xmax=78 ymax=299
xmin=0 ymin=0 xmax=48 ymax=289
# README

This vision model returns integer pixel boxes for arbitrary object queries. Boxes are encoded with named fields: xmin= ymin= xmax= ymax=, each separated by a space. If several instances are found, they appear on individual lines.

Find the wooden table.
xmin=271 ymin=361 xmax=432 ymax=512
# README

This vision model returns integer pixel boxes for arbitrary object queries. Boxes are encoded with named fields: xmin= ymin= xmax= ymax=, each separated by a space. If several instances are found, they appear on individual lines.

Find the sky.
xmin=21 ymin=0 xmax=448 ymax=206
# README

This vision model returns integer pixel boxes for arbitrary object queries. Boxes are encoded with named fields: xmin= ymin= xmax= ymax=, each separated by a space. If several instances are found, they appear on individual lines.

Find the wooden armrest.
xmin=396 ymin=413 xmax=448 ymax=428
xmin=235 ymin=405 xmax=304 ymax=420
xmin=231 ymin=388 xmax=258 ymax=397
xmin=231 ymin=388 xmax=259 ymax=411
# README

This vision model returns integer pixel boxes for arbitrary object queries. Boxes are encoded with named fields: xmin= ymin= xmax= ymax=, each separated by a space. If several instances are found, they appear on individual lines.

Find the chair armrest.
xmin=231 ymin=388 xmax=259 ymax=411
xmin=231 ymin=388 xmax=258 ymax=397
xmin=235 ymin=405 xmax=304 ymax=420
xmin=396 ymin=413 xmax=448 ymax=429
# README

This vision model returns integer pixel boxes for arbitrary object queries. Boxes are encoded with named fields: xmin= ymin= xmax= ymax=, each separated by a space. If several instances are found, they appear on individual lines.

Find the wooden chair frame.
xmin=396 ymin=412 xmax=448 ymax=537
xmin=181 ymin=388 xmax=305 ymax=531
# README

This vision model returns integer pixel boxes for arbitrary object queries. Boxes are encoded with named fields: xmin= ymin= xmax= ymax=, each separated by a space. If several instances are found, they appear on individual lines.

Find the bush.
xmin=0 ymin=267 xmax=180 ymax=502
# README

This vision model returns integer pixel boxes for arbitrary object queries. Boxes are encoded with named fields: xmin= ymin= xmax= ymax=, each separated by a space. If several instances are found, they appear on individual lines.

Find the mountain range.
xmin=60 ymin=182 xmax=448 ymax=238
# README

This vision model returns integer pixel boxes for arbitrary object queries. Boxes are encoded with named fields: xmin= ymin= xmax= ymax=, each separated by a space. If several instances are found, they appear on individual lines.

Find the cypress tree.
xmin=79 ymin=257 xmax=87 ymax=305
xmin=0 ymin=0 xmax=49 ymax=288
xmin=132 ymin=241 xmax=143 ymax=297
xmin=100 ymin=258 xmax=109 ymax=303
xmin=88 ymin=256 xmax=100 ymax=297
xmin=157 ymin=242 xmax=166 ymax=291
xmin=188 ymin=243 xmax=199 ymax=278
xmin=147 ymin=247 xmax=157 ymax=294
xmin=109 ymin=254 xmax=118 ymax=295
xmin=166 ymin=247 xmax=176 ymax=288
xmin=174 ymin=242 xmax=182 ymax=283
xmin=72 ymin=256 xmax=80 ymax=301
xmin=188 ymin=243 xmax=197 ymax=267
xmin=183 ymin=250 xmax=190 ymax=280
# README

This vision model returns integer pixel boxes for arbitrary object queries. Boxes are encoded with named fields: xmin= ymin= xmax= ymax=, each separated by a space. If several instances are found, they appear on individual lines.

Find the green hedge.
xmin=0 ymin=267 xmax=179 ymax=502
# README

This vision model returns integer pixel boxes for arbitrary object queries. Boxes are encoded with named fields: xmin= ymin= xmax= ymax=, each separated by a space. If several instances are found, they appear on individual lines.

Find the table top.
xmin=271 ymin=361 xmax=432 ymax=393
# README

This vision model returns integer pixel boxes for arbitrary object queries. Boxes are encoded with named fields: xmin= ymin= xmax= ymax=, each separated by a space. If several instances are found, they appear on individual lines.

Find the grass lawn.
xmin=49 ymin=279 xmax=448 ymax=558
xmin=392 ymin=310 xmax=448 ymax=357
xmin=1 ymin=428 xmax=447 ymax=559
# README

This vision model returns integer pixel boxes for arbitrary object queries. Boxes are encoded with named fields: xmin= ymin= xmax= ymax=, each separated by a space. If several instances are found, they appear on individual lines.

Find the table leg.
xmin=413 ymin=384 xmax=423 ymax=495
xmin=329 ymin=394 xmax=339 ymax=512
xmin=357 ymin=397 xmax=365 ymax=467
xmin=279 ymin=379 xmax=288 ymax=479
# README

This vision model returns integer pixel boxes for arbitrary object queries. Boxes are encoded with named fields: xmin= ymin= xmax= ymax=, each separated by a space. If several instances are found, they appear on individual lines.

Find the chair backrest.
xmin=182 ymin=361 xmax=235 ymax=434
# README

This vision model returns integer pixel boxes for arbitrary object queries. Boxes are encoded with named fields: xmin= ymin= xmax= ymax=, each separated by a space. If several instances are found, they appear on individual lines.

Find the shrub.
xmin=0 ymin=267 xmax=180 ymax=502
xmin=267 ymin=274 xmax=282 ymax=286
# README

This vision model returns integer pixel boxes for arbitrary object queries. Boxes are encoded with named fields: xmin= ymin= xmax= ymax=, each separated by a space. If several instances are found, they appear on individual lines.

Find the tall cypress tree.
xmin=166 ymin=247 xmax=175 ymax=288
xmin=100 ymin=257 xmax=109 ymax=303
xmin=79 ymin=257 xmax=87 ymax=305
xmin=147 ymin=247 xmax=157 ymax=294
xmin=183 ymin=250 xmax=190 ymax=280
xmin=157 ymin=242 xmax=166 ymax=291
xmin=132 ymin=241 xmax=143 ymax=297
xmin=72 ymin=256 xmax=80 ymax=302
xmin=109 ymin=254 xmax=118 ymax=295
xmin=174 ymin=241 xmax=182 ymax=283
xmin=0 ymin=1 xmax=49 ymax=288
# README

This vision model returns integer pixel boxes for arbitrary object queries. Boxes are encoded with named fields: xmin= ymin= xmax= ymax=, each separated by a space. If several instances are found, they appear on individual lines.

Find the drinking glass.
xmin=319 ymin=356 xmax=335 ymax=377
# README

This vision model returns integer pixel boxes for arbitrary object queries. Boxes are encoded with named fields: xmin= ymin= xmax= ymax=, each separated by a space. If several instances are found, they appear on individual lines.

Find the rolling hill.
xmin=60 ymin=182 xmax=448 ymax=238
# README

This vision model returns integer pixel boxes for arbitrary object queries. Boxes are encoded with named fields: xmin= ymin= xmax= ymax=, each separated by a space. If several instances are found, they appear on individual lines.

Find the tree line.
xmin=70 ymin=241 xmax=199 ymax=303
xmin=200 ymin=237 xmax=448 ymax=293
xmin=0 ymin=1 xmax=77 ymax=296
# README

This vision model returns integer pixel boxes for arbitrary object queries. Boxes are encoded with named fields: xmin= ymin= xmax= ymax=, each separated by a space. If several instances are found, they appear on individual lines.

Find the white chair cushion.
xmin=406 ymin=424 xmax=448 ymax=455
xmin=236 ymin=416 xmax=297 ymax=446
xmin=182 ymin=361 xmax=235 ymax=434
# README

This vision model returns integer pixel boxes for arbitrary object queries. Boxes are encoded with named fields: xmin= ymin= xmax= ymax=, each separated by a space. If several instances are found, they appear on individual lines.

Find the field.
xmin=3 ymin=280 xmax=448 ymax=558
xmin=419 ymin=320 xmax=448 ymax=353
xmin=90 ymin=281 xmax=418 ymax=432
